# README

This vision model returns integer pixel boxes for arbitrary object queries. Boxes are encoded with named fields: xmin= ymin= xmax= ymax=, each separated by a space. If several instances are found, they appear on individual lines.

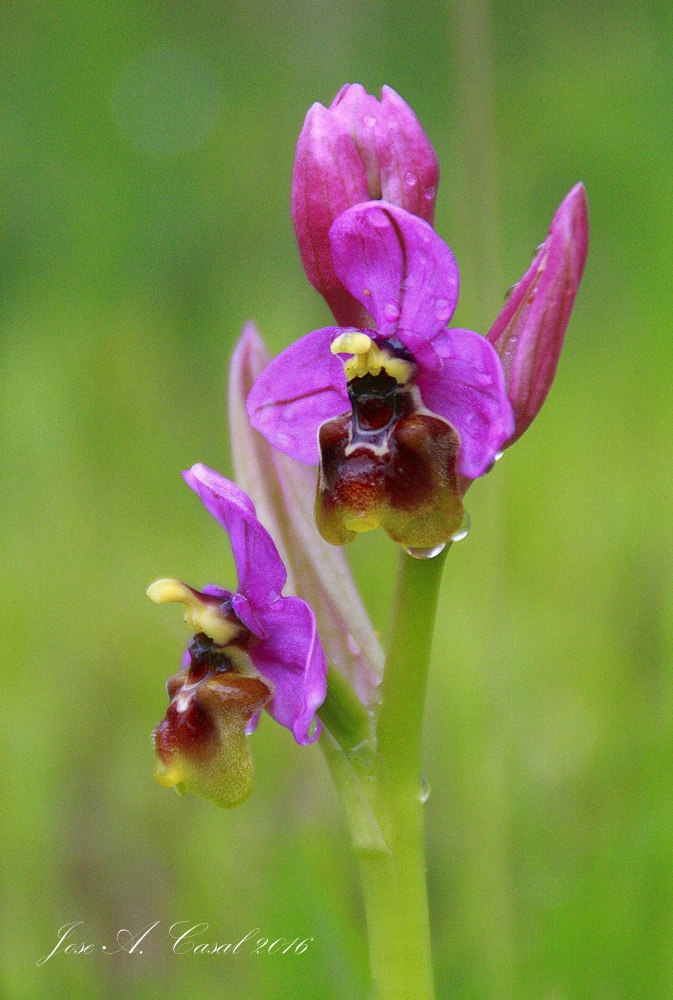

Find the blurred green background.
xmin=1 ymin=1 xmax=671 ymax=997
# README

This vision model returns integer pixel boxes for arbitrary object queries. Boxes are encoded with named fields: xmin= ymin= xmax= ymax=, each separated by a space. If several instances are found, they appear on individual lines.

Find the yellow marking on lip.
xmin=345 ymin=515 xmax=380 ymax=533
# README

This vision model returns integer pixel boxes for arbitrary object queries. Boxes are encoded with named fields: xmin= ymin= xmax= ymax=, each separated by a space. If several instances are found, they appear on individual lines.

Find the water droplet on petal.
xmin=363 ymin=114 xmax=377 ymax=127
xmin=419 ymin=771 xmax=431 ymax=803
xmin=424 ymin=185 xmax=436 ymax=201
xmin=404 ymin=170 xmax=418 ymax=188
xmin=494 ymin=450 xmax=504 ymax=462
xmin=382 ymin=301 xmax=401 ymax=321
xmin=403 ymin=543 xmax=446 ymax=559
xmin=435 ymin=299 xmax=452 ymax=324
xmin=450 ymin=509 xmax=471 ymax=543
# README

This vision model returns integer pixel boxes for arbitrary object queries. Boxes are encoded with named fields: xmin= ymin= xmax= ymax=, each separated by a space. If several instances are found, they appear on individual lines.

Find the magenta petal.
xmin=231 ymin=593 xmax=268 ymax=639
xmin=183 ymin=464 xmax=287 ymax=609
xmin=329 ymin=84 xmax=440 ymax=224
xmin=416 ymin=328 xmax=515 ymax=479
xmin=329 ymin=84 xmax=384 ymax=197
xmin=252 ymin=596 xmax=328 ymax=744
xmin=488 ymin=183 xmax=589 ymax=445
xmin=201 ymin=584 xmax=231 ymax=600
xmin=292 ymin=102 xmax=373 ymax=328
xmin=329 ymin=202 xmax=459 ymax=342
xmin=376 ymin=86 xmax=439 ymax=224
xmin=246 ymin=327 xmax=349 ymax=465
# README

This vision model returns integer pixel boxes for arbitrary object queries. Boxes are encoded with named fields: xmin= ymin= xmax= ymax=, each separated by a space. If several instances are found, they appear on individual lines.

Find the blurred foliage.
xmin=1 ymin=1 xmax=672 ymax=997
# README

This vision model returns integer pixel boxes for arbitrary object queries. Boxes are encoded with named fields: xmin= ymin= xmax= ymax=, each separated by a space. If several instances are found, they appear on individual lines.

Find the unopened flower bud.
xmin=487 ymin=183 xmax=589 ymax=447
xmin=292 ymin=85 xmax=439 ymax=327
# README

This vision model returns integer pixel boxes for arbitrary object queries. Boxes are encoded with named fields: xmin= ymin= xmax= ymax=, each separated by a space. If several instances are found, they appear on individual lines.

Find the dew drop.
xmin=402 ymin=543 xmax=446 ymax=559
xmin=404 ymin=170 xmax=418 ymax=188
xmin=450 ymin=509 xmax=471 ymax=543
xmin=424 ymin=185 xmax=436 ymax=201
xmin=419 ymin=771 xmax=431 ymax=803
xmin=382 ymin=301 xmax=401 ymax=321
xmin=485 ymin=450 xmax=504 ymax=473
xmin=435 ymin=298 xmax=452 ymax=324
xmin=363 ymin=114 xmax=377 ymax=127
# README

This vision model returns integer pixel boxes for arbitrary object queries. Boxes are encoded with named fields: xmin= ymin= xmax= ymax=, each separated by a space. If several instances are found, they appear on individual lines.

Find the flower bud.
xmin=292 ymin=85 xmax=439 ymax=327
xmin=487 ymin=183 xmax=589 ymax=447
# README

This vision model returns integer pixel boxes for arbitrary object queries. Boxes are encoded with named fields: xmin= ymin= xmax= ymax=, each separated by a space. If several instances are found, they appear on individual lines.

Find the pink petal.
xmin=376 ymin=86 xmax=439 ymax=224
xmin=488 ymin=183 xmax=589 ymax=445
xmin=292 ymin=102 xmax=373 ymax=328
xmin=329 ymin=202 xmax=459 ymax=344
xmin=252 ymin=596 xmax=327 ymax=745
xmin=416 ymin=327 xmax=515 ymax=478
xmin=246 ymin=326 xmax=349 ymax=465
xmin=183 ymin=464 xmax=287 ymax=611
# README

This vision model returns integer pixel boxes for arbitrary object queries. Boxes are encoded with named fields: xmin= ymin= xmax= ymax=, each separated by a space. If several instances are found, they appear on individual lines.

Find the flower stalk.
xmin=320 ymin=546 xmax=449 ymax=1000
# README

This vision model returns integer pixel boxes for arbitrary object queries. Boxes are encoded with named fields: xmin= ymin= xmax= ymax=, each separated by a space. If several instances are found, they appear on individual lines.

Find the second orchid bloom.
xmin=248 ymin=86 xmax=587 ymax=554
xmin=148 ymin=465 xmax=327 ymax=808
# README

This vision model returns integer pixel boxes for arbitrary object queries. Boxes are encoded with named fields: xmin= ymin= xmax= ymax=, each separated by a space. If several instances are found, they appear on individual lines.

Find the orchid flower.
xmin=247 ymin=200 xmax=514 ymax=552
xmin=147 ymin=464 xmax=327 ymax=808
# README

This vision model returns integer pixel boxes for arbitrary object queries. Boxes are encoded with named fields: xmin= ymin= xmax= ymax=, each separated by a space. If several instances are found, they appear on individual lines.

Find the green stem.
xmin=320 ymin=546 xmax=449 ymax=1000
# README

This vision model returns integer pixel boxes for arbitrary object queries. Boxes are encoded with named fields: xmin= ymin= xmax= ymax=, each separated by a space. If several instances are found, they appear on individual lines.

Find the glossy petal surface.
xmin=416 ymin=327 xmax=515 ymax=478
xmin=246 ymin=326 xmax=349 ymax=465
xmin=329 ymin=202 xmax=459 ymax=343
xmin=292 ymin=102 xmax=372 ymax=327
xmin=488 ymin=183 xmax=589 ymax=445
xmin=183 ymin=464 xmax=287 ymax=611
xmin=253 ymin=596 xmax=327 ymax=744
